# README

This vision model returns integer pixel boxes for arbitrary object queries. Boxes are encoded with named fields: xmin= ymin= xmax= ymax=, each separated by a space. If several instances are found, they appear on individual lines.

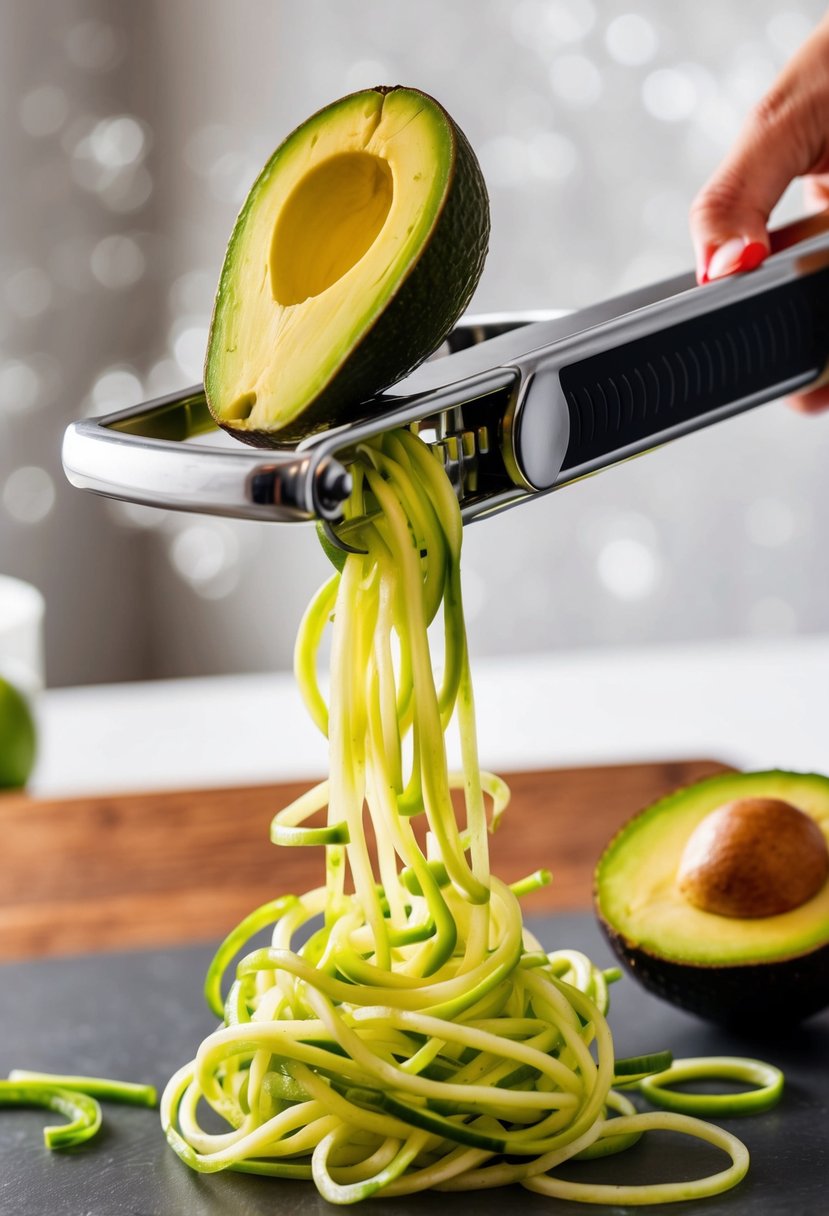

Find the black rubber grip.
xmin=559 ymin=265 xmax=829 ymax=471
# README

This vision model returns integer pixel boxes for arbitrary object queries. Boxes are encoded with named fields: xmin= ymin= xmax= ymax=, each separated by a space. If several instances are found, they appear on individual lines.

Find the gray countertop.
xmin=2 ymin=913 xmax=826 ymax=1216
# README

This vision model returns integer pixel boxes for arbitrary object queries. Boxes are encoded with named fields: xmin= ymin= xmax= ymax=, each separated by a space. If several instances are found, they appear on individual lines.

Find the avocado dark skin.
xmin=599 ymin=919 xmax=829 ymax=1027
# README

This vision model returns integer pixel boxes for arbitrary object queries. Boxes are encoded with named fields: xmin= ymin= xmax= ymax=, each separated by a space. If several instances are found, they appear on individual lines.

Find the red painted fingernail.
xmin=705 ymin=237 xmax=750 ymax=282
xmin=736 ymin=240 xmax=768 ymax=272
xmin=702 ymin=238 xmax=769 ymax=283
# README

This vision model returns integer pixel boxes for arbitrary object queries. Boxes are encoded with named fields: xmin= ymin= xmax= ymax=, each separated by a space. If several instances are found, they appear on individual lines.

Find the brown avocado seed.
xmin=677 ymin=797 xmax=829 ymax=918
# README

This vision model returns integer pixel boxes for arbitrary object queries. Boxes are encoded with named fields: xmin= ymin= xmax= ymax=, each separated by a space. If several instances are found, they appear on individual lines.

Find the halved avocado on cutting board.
xmin=205 ymin=85 xmax=489 ymax=445
xmin=595 ymin=770 xmax=829 ymax=1025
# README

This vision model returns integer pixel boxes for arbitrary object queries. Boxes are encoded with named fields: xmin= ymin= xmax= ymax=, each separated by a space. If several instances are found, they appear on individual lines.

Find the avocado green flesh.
xmin=596 ymin=770 xmax=829 ymax=968
xmin=205 ymin=86 xmax=488 ymax=443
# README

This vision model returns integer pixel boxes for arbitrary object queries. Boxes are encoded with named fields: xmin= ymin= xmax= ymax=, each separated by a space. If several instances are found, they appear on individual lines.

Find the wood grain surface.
xmin=0 ymin=759 xmax=729 ymax=961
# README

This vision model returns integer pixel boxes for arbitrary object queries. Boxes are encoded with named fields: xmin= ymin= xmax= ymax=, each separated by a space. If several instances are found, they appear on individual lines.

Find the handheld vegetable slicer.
xmin=62 ymin=213 xmax=829 ymax=542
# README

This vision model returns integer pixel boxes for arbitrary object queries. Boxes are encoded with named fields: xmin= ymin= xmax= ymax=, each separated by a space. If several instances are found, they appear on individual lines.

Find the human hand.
xmin=689 ymin=13 xmax=829 ymax=412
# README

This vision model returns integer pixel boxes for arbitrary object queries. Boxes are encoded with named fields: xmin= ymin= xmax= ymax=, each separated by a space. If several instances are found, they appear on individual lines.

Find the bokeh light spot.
xmin=605 ymin=14 xmax=658 ymax=66
xmin=89 ymin=115 xmax=146 ymax=168
xmin=90 ymin=234 xmax=146 ymax=289
xmin=596 ymin=537 xmax=661 ymax=601
xmin=89 ymin=367 xmax=143 ymax=415
xmin=172 ymin=325 xmax=209 ymax=381
xmin=3 ymin=466 xmax=56 ymax=525
xmin=642 ymin=67 xmax=698 ymax=122
xmin=0 ymin=360 xmax=42 ymax=415
xmin=169 ymin=523 xmax=240 ymax=599
xmin=169 ymin=270 xmax=216 ymax=318
xmin=146 ymin=358 xmax=194 ymax=398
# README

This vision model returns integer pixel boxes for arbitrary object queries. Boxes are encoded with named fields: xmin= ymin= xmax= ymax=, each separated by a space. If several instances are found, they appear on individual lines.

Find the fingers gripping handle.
xmin=556 ymin=265 xmax=829 ymax=480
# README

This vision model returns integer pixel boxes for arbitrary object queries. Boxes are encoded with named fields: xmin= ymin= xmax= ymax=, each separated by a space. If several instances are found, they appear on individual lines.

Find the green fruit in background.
xmin=205 ymin=84 xmax=490 ymax=444
xmin=0 ymin=676 xmax=37 ymax=789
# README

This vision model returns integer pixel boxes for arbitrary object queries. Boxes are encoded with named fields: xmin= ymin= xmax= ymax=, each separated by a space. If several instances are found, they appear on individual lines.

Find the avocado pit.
xmin=677 ymin=797 xmax=829 ymax=919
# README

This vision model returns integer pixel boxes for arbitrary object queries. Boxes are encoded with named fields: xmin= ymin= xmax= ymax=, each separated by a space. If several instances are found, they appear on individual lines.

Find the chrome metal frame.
xmin=62 ymin=215 xmax=829 ymax=530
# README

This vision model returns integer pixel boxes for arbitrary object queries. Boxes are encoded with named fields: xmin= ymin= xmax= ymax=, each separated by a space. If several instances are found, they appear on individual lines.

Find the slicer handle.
xmin=557 ymin=262 xmax=829 ymax=480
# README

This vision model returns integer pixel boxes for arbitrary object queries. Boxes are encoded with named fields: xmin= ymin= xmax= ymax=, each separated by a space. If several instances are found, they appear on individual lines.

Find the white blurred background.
xmin=2 ymin=0 xmax=828 ymax=688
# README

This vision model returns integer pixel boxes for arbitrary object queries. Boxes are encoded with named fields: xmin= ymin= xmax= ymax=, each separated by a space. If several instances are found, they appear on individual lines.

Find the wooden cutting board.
xmin=0 ymin=758 xmax=729 ymax=961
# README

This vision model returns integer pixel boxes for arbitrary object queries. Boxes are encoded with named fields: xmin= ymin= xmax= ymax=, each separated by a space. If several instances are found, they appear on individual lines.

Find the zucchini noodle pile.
xmin=161 ymin=429 xmax=750 ymax=1204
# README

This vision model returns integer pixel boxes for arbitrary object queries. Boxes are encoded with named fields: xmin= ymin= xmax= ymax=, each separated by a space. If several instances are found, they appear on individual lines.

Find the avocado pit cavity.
xmin=270 ymin=152 xmax=394 ymax=307
xmin=677 ymin=797 xmax=829 ymax=919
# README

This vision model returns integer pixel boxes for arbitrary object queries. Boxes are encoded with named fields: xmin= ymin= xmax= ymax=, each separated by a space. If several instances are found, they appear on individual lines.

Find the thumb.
xmin=690 ymin=26 xmax=829 ymax=282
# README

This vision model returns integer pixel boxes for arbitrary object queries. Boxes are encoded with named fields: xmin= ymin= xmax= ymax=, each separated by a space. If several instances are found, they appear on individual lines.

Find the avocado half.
xmin=595 ymin=770 xmax=829 ymax=1025
xmin=205 ymin=85 xmax=490 ymax=445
